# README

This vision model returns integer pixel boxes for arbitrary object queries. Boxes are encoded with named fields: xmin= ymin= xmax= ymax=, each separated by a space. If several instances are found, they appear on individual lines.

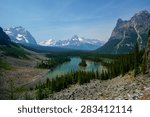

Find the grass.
xmin=0 ymin=44 xmax=30 ymax=73
xmin=0 ymin=59 xmax=12 ymax=70
xmin=0 ymin=45 xmax=30 ymax=59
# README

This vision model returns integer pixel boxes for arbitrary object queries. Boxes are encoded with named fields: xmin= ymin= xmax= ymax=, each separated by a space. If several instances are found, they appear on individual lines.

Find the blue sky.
xmin=0 ymin=0 xmax=150 ymax=42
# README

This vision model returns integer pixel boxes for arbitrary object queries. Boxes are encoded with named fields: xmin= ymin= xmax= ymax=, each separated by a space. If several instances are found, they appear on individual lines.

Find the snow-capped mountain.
xmin=40 ymin=35 xmax=104 ymax=50
xmin=40 ymin=39 xmax=56 ymax=46
xmin=4 ymin=26 xmax=37 ymax=45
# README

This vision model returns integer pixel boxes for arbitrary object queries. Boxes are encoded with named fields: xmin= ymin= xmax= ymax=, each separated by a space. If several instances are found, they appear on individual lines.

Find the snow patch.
xmin=40 ymin=39 xmax=56 ymax=46
xmin=133 ymin=24 xmax=143 ymax=49
xmin=5 ymin=30 xmax=12 ymax=35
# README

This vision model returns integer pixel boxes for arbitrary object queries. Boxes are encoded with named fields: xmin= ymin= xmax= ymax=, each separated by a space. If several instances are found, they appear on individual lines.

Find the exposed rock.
xmin=4 ymin=26 xmax=37 ymax=45
xmin=46 ymin=72 xmax=150 ymax=100
xmin=97 ymin=10 xmax=150 ymax=54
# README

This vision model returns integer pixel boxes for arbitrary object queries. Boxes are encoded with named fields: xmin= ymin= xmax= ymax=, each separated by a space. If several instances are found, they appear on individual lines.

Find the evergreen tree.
xmin=79 ymin=59 xmax=87 ymax=67
xmin=25 ymin=92 xmax=31 ymax=100
xmin=141 ymin=55 xmax=147 ymax=74
xmin=36 ymin=86 xmax=43 ymax=100
xmin=134 ymin=42 xmax=140 ymax=76
xmin=148 ymin=29 xmax=150 ymax=37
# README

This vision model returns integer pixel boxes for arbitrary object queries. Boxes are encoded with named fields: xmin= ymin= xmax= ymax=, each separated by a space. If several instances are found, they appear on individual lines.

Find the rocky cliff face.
xmin=0 ymin=27 xmax=11 ymax=45
xmin=4 ymin=26 xmax=37 ymax=45
xmin=97 ymin=10 xmax=150 ymax=54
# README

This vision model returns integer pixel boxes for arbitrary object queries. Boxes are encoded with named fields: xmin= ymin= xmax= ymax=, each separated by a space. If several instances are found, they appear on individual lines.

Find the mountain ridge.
xmin=4 ymin=26 xmax=37 ymax=45
xmin=40 ymin=35 xmax=104 ymax=50
xmin=97 ymin=10 xmax=150 ymax=54
xmin=0 ymin=27 xmax=11 ymax=45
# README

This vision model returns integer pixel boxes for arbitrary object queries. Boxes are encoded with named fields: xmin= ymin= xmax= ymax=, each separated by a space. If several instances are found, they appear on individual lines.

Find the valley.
xmin=0 ymin=10 xmax=150 ymax=100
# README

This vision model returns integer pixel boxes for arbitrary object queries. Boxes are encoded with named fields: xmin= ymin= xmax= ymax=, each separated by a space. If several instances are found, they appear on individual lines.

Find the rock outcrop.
xmin=46 ymin=72 xmax=150 ymax=100
xmin=97 ymin=10 xmax=150 ymax=54
xmin=4 ymin=26 xmax=37 ymax=45
xmin=0 ymin=27 xmax=11 ymax=45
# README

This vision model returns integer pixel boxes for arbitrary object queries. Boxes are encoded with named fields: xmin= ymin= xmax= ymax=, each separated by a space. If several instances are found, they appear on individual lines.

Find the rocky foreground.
xmin=46 ymin=72 xmax=150 ymax=100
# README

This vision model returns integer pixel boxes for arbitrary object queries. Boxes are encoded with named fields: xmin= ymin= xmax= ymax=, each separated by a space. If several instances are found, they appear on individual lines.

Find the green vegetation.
xmin=79 ymin=59 xmax=87 ymax=67
xmin=0 ymin=45 xmax=29 ymax=59
xmin=0 ymin=59 xmax=11 ymax=70
xmin=2 ymin=30 xmax=149 ymax=100
xmin=141 ymin=29 xmax=150 ymax=74
xmin=46 ymin=51 xmax=115 ymax=67
xmin=35 ymin=70 xmax=99 ymax=99
xmin=35 ymin=40 xmax=146 ymax=99
xmin=37 ymin=57 xmax=71 ymax=69
xmin=141 ymin=55 xmax=147 ymax=74
xmin=134 ymin=43 xmax=140 ymax=76
xmin=101 ymin=44 xmax=144 ymax=80
xmin=0 ymin=58 xmax=12 ymax=75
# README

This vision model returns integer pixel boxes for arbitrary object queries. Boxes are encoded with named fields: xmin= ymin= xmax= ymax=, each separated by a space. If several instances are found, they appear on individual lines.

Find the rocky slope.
xmin=45 ymin=29 xmax=150 ymax=100
xmin=46 ymin=72 xmax=150 ymax=100
xmin=0 ymin=48 xmax=49 ymax=99
xmin=97 ymin=10 xmax=150 ymax=54
xmin=4 ymin=26 xmax=37 ymax=45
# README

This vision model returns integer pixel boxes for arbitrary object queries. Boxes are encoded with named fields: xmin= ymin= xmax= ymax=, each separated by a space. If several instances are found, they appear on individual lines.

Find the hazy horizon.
xmin=1 ymin=0 xmax=150 ymax=43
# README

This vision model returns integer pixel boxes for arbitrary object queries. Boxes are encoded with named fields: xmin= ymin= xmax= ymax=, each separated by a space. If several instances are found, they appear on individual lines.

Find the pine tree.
xmin=134 ymin=42 xmax=140 ymax=76
xmin=78 ymin=71 xmax=83 ymax=85
xmin=36 ymin=86 xmax=43 ymax=100
xmin=148 ymin=29 xmax=150 ymax=37
xmin=141 ymin=55 xmax=147 ymax=74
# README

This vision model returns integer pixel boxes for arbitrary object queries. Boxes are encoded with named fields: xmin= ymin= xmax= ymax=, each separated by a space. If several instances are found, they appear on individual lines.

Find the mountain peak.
xmin=116 ymin=18 xmax=124 ymax=26
xmin=135 ymin=10 xmax=149 ymax=16
xmin=14 ymin=26 xmax=24 ymax=29
xmin=97 ymin=10 xmax=150 ymax=54
xmin=131 ymin=10 xmax=150 ymax=22
xmin=40 ymin=35 xmax=104 ymax=50
xmin=117 ymin=18 xmax=123 ymax=23
xmin=40 ymin=39 xmax=56 ymax=46
xmin=4 ymin=26 xmax=37 ymax=45
xmin=71 ymin=35 xmax=79 ymax=41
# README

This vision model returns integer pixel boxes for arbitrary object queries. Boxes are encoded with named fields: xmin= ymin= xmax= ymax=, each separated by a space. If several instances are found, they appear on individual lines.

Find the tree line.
xmin=37 ymin=57 xmax=71 ymax=69
xmin=35 ymin=70 xmax=100 ymax=99
xmin=35 ymin=29 xmax=150 ymax=100
xmin=101 ymin=43 xmax=145 ymax=80
xmin=35 ymin=43 xmax=145 ymax=99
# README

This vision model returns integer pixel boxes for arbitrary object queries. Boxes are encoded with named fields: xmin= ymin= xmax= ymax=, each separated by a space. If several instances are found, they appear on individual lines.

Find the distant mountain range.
xmin=0 ymin=27 xmax=73 ymax=53
xmin=40 ymin=35 xmax=104 ymax=50
xmin=4 ymin=26 xmax=37 ymax=45
xmin=2 ymin=10 xmax=150 ymax=53
xmin=4 ymin=26 xmax=103 ymax=51
xmin=97 ymin=10 xmax=150 ymax=54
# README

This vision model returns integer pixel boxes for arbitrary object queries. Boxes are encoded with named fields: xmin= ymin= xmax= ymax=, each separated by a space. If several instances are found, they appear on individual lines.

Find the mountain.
xmin=97 ymin=10 xmax=150 ymax=54
xmin=144 ymin=29 xmax=150 ymax=73
xmin=40 ymin=35 xmax=104 ymax=50
xmin=4 ymin=26 xmax=37 ymax=45
xmin=40 ymin=39 xmax=56 ymax=46
xmin=0 ymin=27 xmax=11 ymax=45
